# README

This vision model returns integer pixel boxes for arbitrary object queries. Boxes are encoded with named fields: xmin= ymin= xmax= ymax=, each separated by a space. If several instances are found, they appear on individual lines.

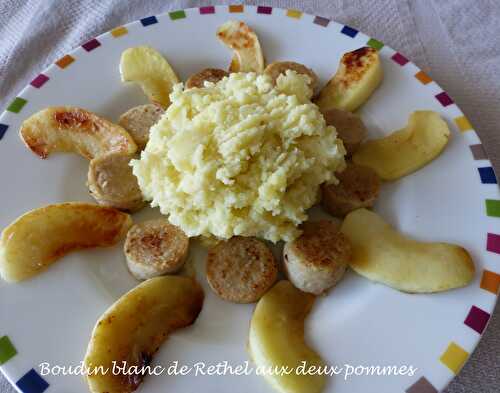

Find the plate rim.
xmin=0 ymin=5 xmax=498 ymax=393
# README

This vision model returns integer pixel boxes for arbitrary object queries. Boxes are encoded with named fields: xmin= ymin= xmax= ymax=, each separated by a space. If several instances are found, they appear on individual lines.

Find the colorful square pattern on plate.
xmin=257 ymin=6 xmax=272 ymax=15
xmin=405 ymin=377 xmax=438 ymax=393
xmin=464 ymin=305 xmax=490 ymax=334
xmin=415 ymin=70 xmax=432 ymax=85
xmin=435 ymin=92 xmax=453 ymax=107
xmin=140 ymin=16 xmax=158 ymax=26
xmin=228 ymin=4 xmax=244 ymax=13
xmin=478 ymin=167 xmax=497 ymax=184
xmin=169 ymin=10 xmax=186 ymax=20
xmin=367 ymin=38 xmax=384 ymax=50
xmin=82 ymin=38 xmax=101 ymax=52
xmin=30 ymin=74 xmax=49 ymax=88
xmin=480 ymin=270 xmax=500 ymax=294
xmin=111 ymin=26 xmax=128 ymax=37
xmin=469 ymin=144 xmax=487 ymax=160
xmin=454 ymin=115 xmax=472 ymax=132
xmin=200 ymin=6 xmax=215 ymax=14
xmin=0 ymin=123 xmax=8 ymax=140
xmin=7 ymin=97 xmax=27 ymax=113
xmin=486 ymin=199 xmax=500 ymax=217
xmin=486 ymin=233 xmax=500 ymax=254
xmin=286 ymin=9 xmax=302 ymax=19
xmin=341 ymin=25 xmax=358 ymax=37
xmin=439 ymin=342 xmax=469 ymax=374
xmin=0 ymin=336 xmax=17 ymax=365
xmin=55 ymin=54 xmax=74 ymax=69
xmin=392 ymin=52 xmax=409 ymax=66
xmin=16 ymin=369 xmax=49 ymax=393
xmin=314 ymin=16 xmax=330 ymax=27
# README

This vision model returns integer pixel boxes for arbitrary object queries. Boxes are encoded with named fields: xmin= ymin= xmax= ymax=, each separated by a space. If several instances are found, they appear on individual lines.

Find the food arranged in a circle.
xmin=0 ymin=19 xmax=475 ymax=393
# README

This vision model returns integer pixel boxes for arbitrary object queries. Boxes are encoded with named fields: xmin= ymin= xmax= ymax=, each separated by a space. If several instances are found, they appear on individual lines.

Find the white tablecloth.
xmin=1 ymin=1 xmax=499 ymax=392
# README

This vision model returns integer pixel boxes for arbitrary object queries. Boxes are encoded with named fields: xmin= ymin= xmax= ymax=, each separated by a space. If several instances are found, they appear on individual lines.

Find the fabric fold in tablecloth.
xmin=0 ymin=0 xmax=429 ymax=111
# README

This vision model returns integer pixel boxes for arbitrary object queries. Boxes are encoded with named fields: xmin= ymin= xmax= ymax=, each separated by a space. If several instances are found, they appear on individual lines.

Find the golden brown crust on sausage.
xmin=283 ymin=220 xmax=351 ymax=294
xmin=185 ymin=68 xmax=229 ymax=89
xmin=206 ymin=236 xmax=278 ymax=303
xmin=118 ymin=104 xmax=164 ymax=149
xmin=264 ymin=61 xmax=318 ymax=90
xmin=289 ymin=220 xmax=351 ymax=268
xmin=124 ymin=219 xmax=189 ymax=280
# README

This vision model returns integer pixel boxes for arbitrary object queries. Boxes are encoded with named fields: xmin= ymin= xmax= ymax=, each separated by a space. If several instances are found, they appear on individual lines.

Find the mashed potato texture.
xmin=132 ymin=71 xmax=345 ymax=242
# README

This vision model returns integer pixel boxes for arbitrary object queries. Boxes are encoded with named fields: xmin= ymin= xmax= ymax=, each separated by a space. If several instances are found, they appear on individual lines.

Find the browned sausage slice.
xmin=283 ymin=220 xmax=351 ymax=295
xmin=185 ymin=68 xmax=229 ymax=89
xmin=206 ymin=236 xmax=278 ymax=303
xmin=124 ymin=219 xmax=189 ymax=280
xmin=322 ymin=108 xmax=367 ymax=155
xmin=322 ymin=163 xmax=380 ymax=217
xmin=264 ymin=61 xmax=318 ymax=90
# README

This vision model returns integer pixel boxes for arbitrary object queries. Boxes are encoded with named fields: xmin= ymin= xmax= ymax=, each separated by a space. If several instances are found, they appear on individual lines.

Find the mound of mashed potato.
xmin=132 ymin=71 xmax=345 ymax=242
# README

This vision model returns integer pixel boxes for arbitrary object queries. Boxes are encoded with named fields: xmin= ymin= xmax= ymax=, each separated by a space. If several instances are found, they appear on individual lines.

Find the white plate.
xmin=0 ymin=5 xmax=499 ymax=393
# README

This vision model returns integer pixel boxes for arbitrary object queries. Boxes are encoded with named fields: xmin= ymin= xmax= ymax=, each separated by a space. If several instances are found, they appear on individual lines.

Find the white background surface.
xmin=0 ymin=1 xmax=499 ymax=393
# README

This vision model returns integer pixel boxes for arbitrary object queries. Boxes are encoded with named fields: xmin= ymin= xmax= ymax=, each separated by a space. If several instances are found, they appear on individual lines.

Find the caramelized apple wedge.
xmin=315 ymin=47 xmax=382 ymax=112
xmin=353 ymin=111 xmax=450 ymax=180
xmin=340 ymin=209 xmax=475 ymax=293
xmin=248 ymin=280 xmax=326 ymax=393
xmin=0 ymin=203 xmax=132 ymax=282
xmin=20 ymin=107 xmax=137 ymax=159
xmin=120 ymin=46 xmax=179 ymax=108
xmin=217 ymin=20 xmax=265 ymax=73
xmin=84 ymin=276 xmax=204 ymax=393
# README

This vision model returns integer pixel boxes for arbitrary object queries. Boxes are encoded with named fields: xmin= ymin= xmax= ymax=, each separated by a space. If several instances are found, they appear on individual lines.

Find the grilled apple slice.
xmin=0 ymin=203 xmax=132 ymax=282
xmin=120 ymin=46 xmax=179 ymax=107
xmin=315 ymin=47 xmax=382 ymax=112
xmin=248 ymin=280 xmax=326 ymax=393
xmin=229 ymin=55 xmax=241 ymax=73
xmin=340 ymin=209 xmax=475 ymax=293
xmin=84 ymin=276 xmax=204 ymax=393
xmin=352 ymin=111 xmax=450 ymax=180
xmin=20 ymin=107 xmax=137 ymax=159
xmin=217 ymin=20 xmax=265 ymax=73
